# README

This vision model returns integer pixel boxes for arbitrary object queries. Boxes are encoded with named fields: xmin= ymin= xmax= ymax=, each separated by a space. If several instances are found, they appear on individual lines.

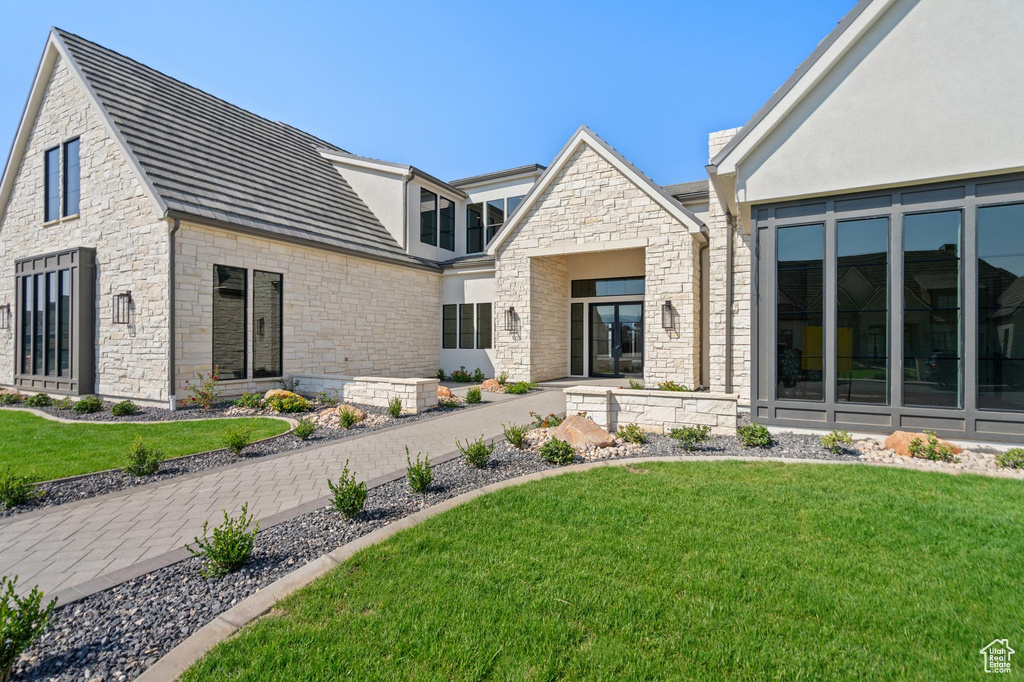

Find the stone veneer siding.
xmin=494 ymin=143 xmax=701 ymax=385
xmin=0 ymin=55 xmax=170 ymax=402
xmin=290 ymin=374 xmax=439 ymax=414
xmin=174 ymin=222 xmax=441 ymax=398
xmin=565 ymin=386 xmax=738 ymax=434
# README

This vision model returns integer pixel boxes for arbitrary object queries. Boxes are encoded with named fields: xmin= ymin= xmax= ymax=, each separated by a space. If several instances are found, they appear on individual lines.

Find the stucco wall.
xmin=440 ymin=269 xmax=497 ymax=377
xmin=174 ymin=222 xmax=441 ymax=397
xmin=0 ymin=55 xmax=170 ymax=402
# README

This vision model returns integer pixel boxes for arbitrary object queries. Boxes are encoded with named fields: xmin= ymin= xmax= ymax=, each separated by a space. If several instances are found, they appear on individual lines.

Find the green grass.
xmin=0 ymin=411 xmax=289 ymax=480
xmin=184 ymin=462 xmax=1024 ymax=680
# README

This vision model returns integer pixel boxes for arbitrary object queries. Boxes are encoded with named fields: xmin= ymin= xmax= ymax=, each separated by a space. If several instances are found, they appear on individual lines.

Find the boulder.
xmin=338 ymin=405 xmax=366 ymax=422
xmin=438 ymin=385 xmax=453 ymax=399
xmin=481 ymin=379 xmax=502 ymax=392
xmin=884 ymin=430 xmax=962 ymax=458
xmin=264 ymin=389 xmax=301 ymax=401
xmin=319 ymin=407 xmax=339 ymax=420
xmin=549 ymin=415 xmax=616 ymax=449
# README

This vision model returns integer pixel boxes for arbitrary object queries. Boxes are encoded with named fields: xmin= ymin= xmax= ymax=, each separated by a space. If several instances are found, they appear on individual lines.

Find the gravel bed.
xmin=12 ymin=430 xmax=853 ymax=681
xmin=1 ymin=402 xmax=471 ymax=519
xmin=0 ymin=401 xmax=241 ymax=423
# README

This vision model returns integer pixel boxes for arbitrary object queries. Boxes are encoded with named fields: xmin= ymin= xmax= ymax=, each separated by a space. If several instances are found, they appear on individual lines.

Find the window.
xmin=439 ymin=196 xmax=455 ymax=251
xmin=837 ymin=218 xmax=889 ymax=404
xmin=63 ymin=138 xmax=80 ymax=217
xmin=419 ymin=189 xmax=437 ymax=246
xmin=44 ymin=147 xmax=60 ymax=222
xmin=486 ymin=199 xmax=504 ymax=244
xmin=252 ymin=270 xmax=282 ymax=378
xmin=459 ymin=304 xmax=475 ymax=349
xmin=213 ymin=265 xmax=247 ymax=379
xmin=22 ymin=271 xmax=69 ymax=376
xmin=571 ymin=277 xmax=645 ymax=298
xmin=571 ymin=302 xmax=584 ymax=375
xmin=978 ymin=203 xmax=1024 ymax=412
xmin=442 ymin=305 xmax=457 ymax=349
xmin=903 ymin=211 xmax=961 ymax=408
xmin=507 ymin=194 xmax=525 ymax=217
xmin=476 ymin=303 xmax=492 ymax=349
xmin=467 ymin=203 xmax=484 ymax=253
xmin=777 ymin=224 xmax=824 ymax=401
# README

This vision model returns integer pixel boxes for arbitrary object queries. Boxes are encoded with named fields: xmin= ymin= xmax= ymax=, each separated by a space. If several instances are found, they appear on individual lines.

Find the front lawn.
xmin=0 ymin=411 xmax=290 ymax=480
xmin=185 ymin=461 xmax=1024 ymax=680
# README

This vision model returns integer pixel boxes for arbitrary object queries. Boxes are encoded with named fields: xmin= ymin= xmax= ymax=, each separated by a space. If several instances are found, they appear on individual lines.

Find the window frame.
xmin=420 ymin=188 xmax=438 ymax=247
xmin=252 ymin=269 xmax=284 ymax=379
xmin=459 ymin=303 xmax=475 ymax=349
xmin=476 ymin=302 xmax=492 ymax=349
xmin=467 ymin=203 xmax=484 ymax=254
xmin=62 ymin=137 xmax=81 ymax=218
xmin=212 ymin=264 xmax=249 ymax=380
xmin=442 ymin=304 xmax=458 ymax=349
xmin=44 ymin=146 xmax=61 ymax=223
xmin=439 ymin=196 xmax=455 ymax=252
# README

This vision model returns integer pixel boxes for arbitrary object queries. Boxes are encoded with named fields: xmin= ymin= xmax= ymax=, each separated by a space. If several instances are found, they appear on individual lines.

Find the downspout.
xmin=724 ymin=212 xmax=734 ymax=395
xmin=699 ymin=241 xmax=709 ymax=389
xmin=168 ymin=219 xmax=179 ymax=410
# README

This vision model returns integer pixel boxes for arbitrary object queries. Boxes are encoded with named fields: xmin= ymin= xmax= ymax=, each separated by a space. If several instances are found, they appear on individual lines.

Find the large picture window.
xmin=978 ymin=203 xmax=1024 ymax=412
xmin=213 ymin=265 xmax=247 ymax=380
xmin=776 ymin=224 xmax=824 ymax=401
xmin=420 ymin=189 xmax=437 ymax=246
xmin=252 ymin=270 xmax=282 ymax=378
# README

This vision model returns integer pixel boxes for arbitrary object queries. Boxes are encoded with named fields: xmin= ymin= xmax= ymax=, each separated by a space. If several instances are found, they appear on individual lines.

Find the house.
xmin=2 ymin=0 xmax=1023 ymax=441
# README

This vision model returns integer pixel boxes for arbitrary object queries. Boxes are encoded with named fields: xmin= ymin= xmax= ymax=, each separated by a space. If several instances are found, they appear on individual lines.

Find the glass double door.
xmin=590 ymin=302 xmax=643 ymax=377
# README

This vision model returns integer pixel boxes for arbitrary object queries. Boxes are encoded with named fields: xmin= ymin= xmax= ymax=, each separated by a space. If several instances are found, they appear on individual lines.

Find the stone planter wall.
xmin=291 ymin=375 xmax=439 ymax=414
xmin=565 ymin=386 xmax=738 ymax=434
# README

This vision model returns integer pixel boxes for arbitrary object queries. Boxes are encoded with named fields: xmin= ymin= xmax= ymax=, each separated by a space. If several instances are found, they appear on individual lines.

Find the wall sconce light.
xmin=661 ymin=300 xmax=674 ymax=330
xmin=504 ymin=306 xmax=517 ymax=332
xmin=113 ymin=291 xmax=133 ymax=325
xmin=0 ymin=303 xmax=9 ymax=330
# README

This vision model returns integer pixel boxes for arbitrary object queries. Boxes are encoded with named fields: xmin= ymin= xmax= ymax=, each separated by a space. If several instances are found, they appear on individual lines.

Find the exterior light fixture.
xmin=504 ymin=306 xmax=517 ymax=332
xmin=113 ymin=291 xmax=133 ymax=325
xmin=661 ymin=300 xmax=673 ymax=330
xmin=0 ymin=303 xmax=9 ymax=330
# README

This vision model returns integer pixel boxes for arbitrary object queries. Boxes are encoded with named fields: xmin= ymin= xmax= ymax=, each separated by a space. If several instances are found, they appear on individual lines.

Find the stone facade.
xmin=0 ymin=56 xmax=170 ymax=403
xmin=565 ymin=386 xmax=738 ymax=434
xmin=494 ymin=143 xmax=701 ymax=385
xmin=290 ymin=374 xmax=439 ymax=414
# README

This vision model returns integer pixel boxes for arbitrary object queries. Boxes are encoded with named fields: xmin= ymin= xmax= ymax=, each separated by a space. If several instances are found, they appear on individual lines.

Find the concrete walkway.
xmin=0 ymin=389 xmax=564 ymax=600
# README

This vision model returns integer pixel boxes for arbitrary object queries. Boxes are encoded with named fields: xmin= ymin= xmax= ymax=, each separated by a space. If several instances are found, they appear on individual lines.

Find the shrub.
xmin=531 ymin=411 xmax=563 ymax=428
xmin=406 ymin=447 xmax=433 ymax=494
xmin=72 ymin=396 xmax=104 ymax=414
xmin=503 ymin=422 xmax=529 ymax=449
xmin=504 ymin=381 xmax=536 ymax=395
xmin=669 ymin=425 xmax=712 ymax=452
xmin=0 ymin=393 xmax=23 ymax=407
xmin=908 ymin=431 xmax=957 ymax=462
xmin=53 ymin=397 xmax=73 ymax=410
xmin=539 ymin=438 xmax=576 ymax=465
xmin=293 ymin=417 xmax=317 ymax=441
xmin=466 ymin=387 xmax=482 ymax=404
xmin=186 ymin=502 xmax=259 ymax=578
xmin=436 ymin=368 xmax=445 ymax=381
xmin=123 ymin=436 xmax=162 ymax=477
xmin=472 ymin=368 xmax=485 ymax=383
xmin=497 ymin=370 xmax=509 ymax=386
xmin=737 ymin=423 xmax=774 ymax=448
xmin=996 ymin=448 xmax=1024 ymax=469
xmin=222 ymin=421 xmax=254 ymax=457
xmin=184 ymin=368 xmax=222 ymax=410
xmin=450 ymin=366 xmax=471 ymax=382
xmin=627 ymin=378 xmax=644 ymax=390
xmin=658 ymin=381 xmax=690 ymax=392
xmin=0 ymin=575 xmax=57 ymax=680
xmin=313 ymin=390 xmax=338 ymax=407
xmin=820 ymin=430 xmax=853 ymax=454
xmin=0 ymin=471 xmax=42 ymax=510
xmin=327 ymin=461 xmax=366 ymax=518
xmin=111 ymin=400 xmax=139 ymax=417
xmin=388 ymin=397 xmax=403 ymax=418
xmin=617 ymin=423 xmax=647 ymax=444
xmin=338 ymin=405 xmax=362 ymax=429
xmin=264 ymin=394 xmax=309 ymax=413
xmin=233 ymin=392 xmax=263 ymax=410
xmin=24 ymin=393 xmax=52 ymax=408
xmin=457 ymin=435 xmax=493 ymax=469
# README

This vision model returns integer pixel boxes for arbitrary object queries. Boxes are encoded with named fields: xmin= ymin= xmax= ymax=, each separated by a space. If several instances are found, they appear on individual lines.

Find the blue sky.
xmin=0 ymin=1 xmax=854 ymax=184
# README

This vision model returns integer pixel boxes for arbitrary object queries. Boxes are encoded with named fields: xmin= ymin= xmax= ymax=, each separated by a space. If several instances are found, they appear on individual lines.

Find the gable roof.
xmin=1 ymin=29 xmax=432 ymax=270
xmin=486 ymin=125 xmax=706 ymax=255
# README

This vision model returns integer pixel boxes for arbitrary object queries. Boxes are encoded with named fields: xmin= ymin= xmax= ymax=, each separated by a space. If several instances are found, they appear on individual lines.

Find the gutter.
xmin=168 ymin=219 xmax=179 ymax=410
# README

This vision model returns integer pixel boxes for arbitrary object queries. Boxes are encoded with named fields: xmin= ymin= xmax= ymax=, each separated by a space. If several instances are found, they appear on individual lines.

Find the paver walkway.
xmin=0 ymin=390 xmax=564 ymax=598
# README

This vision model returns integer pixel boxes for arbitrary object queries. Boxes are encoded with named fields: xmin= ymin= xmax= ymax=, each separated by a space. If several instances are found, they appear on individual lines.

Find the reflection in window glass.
xmin=507 ymin=195 xmax=524 ymax=216
xmin=978 ymin=203 xmax=1024 ymax=411
xmin=21 ymin=277 xmax=31 ymax=373
xmin=63 ymin=138 xmax=80 ymax=216
xmin=459 ymin=304 xmax=474 ymax=349
xmin=45 ymin=147 xmax=60 ymax=222
xmin=570 ymin=303 xmax=584 ymax=375
xmin=777 ymin=224 xmax=824 ymax=401
xmin=903 ymin=211 xmax=961 ymax=408
xmin=837 ymin=218 xmax=888 ymax=404
xmin=213 ymin=265 xmax=247 ymax=380
xmin=439 ymin=197 xmax=455 ymax=251
xmin=46 ymin=271 xmax=57 ymax=374
xmin=253 ymin=271 xmax=282 ymax=378
xmin=486 ymin=200 xmax=504 ymax=244
xmin=570 ymin=277 xmax=645 ymax=298
xmin=419 ymin=189 xmax=437 ymax=246
xmin=59 ymin=270 xmax=71 ymax=375
xmin=442 ymin=305 xmax=457 ymax=349
xmin=476 ymin=303 xmax=492 ymax=349
xmin=466 ymin=204 xmax=484 ymax=254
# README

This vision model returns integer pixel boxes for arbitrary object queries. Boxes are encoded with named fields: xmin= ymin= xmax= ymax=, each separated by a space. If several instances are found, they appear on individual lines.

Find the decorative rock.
xmin=319 ymin=407 xmax=338 ymax=419
xmin=549 ymin=415 xmax=616 ymax=449
xmin=481 ymin=379 xmax=502 ymax=392
xmin=0 ymin=388 xmax=20 ymax=397
xmin=339 ymin=405 xmax=366 ymax=422
xmin=264 ymin=389 xmax=300 ymax=401
xmin=884 ymin=431 xmax=962 ymax=458
xmin=438 ymin=386 xmax=453 ymax=399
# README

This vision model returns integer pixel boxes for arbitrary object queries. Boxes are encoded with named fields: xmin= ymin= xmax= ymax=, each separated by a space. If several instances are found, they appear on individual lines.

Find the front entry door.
xmin=590 ymin=302 xmax=644 ymax=377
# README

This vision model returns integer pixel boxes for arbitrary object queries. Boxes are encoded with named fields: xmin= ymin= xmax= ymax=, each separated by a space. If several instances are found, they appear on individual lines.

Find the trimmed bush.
xmin=466 ymin=387 xmax=482 ymax=404
xmin=504 ymin=381 xmax=536 ymax=395
xmin=503 ymin=422 xmax=529 ymax=449
xmin=293 ymin=417 xmax=317 ymax=441
xmin=0 ymin=575 xmax=57 ymax=681
xmin=737 ymin=423 xmax=774 ymax=449
xmin=472 ymin=368 xmax=485 ymax=383
xmin=996 ymin=448 xmax=1024 ymax=469
xmin=338 ymin=405 xmax=361 ymax=429
xmin=388 ymin=397 xmax=403 ymax=418
xmin=328 ymin=461 xmax=366 ymax=519
xmin=670 ymin=425 xmax=712 ymax=452
xmin=233 ymin=392 xmax=263 ymax=410
xmin=0 ymin=470 xmax=42 ymax=510
xmin=450 ymin=366 xmax=473 ymax=383
xmin=539 ymin=438 xmax=576 ymax=465
xmin=908 ymin=431 xmax=957 ymax=463
xmin=222 ymin=421 xmax=254 ymax=457
xmin=617 ymin=423 xmax=647 ymax=444
xmin=436 ymin=368 xmax=446 ymax=381
xmin=123 ymin=436 xmax=162 ymax=477
xmin=53 ymin=397 xmax=73 ymax=410
xmin=72 ymin=396 xmax=104 ymax=414
xmin=264 ymin=394 xmax=309 ymax=413
xmin=406 ymin=447 xmax=433 ymax=494
xmin=111 ymin=400 xmax=139 ymax=417
xmin=0 ymin=393 xmax=23 ymax=407
xmin=457 ymin=435 xmax=493 ymax=469
xmin=24 ymin=393 xmax=52 ymax=408
xmin=820 ymin=430 xmax=853 ymax=454
xmin=186 ymin=502 xmax=259 ymax=578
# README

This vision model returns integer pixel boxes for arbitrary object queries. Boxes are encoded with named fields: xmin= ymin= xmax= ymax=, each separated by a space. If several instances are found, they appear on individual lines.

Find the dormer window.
xmin=419 ymin=188 xmax=455 ymax=252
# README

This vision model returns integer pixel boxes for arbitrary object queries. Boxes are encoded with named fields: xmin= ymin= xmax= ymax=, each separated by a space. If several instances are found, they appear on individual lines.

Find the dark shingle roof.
xmin=56 ymin=29 xmax=427 ymax=268
xmin=662 ymin=179 xmax=709 ymax=201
